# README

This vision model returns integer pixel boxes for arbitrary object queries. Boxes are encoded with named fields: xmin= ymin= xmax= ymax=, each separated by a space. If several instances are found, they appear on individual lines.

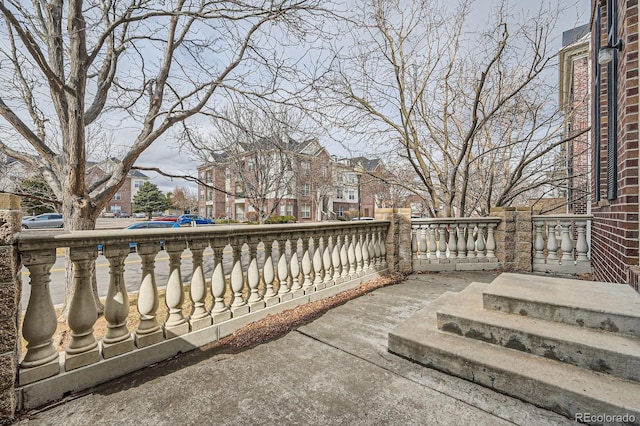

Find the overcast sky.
xmin=135 ymin=0 xmax=591 ymax=194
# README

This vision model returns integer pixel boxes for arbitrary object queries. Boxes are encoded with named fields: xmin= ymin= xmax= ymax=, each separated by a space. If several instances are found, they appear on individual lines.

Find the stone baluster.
xmin=340 ymin=233 xmax=349 ymax=279
xmin=428 ymin=225 xmax=437 ymax=260
xmin=135 ymin=243 xmax=163 ymax=347
xmin=575 ymin=220 xmax=590 ymax=263
xmin=476 ymin=224 xmax=486 ymax=259
xmin=302 ymin=238 xmax=314 ymax=292
xmin=380 ymin=229 xmax=388 ymax=268
xmin=323 ymin=236 xmax=334 ymax=286
xmin=65 ymin=248 xmax=100 ymax=371
xmin=457 ymin=224 xmax=467 ymax=259
xmin=411 ymin=227 xmax=418 ymax=259
xmin=230 ymin=241 xmax=249 ymax=316
xmin=20 ymin=249 xmax=59 ymax=384
xmin=312 ymin=237 xmax=325 ymax=291
xmin=210 ymin=245 xmax=231 ymax=323
xmin=546 ymin=221 xmax=559 ymax=264
xmin=466 ymin=223 xmax=476 ymax=260
xmin=263 ymin=240 xmax=278 ymax=306
xmin=247 ymin=240 xmax=264 ymax=311
xmin=102 ymin=244 xmax=134 ymax=358
xmin=559 ymin=220 xmax=574 ymax=264
xmin=368 ymin=232 xmax=377 ymax=269
xmin=332 ymin=235 xmax=342 ymax=282
xmin=290 ymin=238 xmax=304 ymax=298
xmin=362 ymin=234 xmax=370 ymax=272
xmin=437 ymin=224 xmax=447 ymax=259
xmin=188 ymin=240 xmax=212 ymax=331
xmin=277 ymin=240 xmax=292 ymax=301
xmin=418 ymin=226 xmax=428 ymax=259
xmin=355 ymin=234 xmax=364 ymax=275
xmin=533 ymin=220 xmax=545 ymax=263
xmin=348 ymin=234 xmax=356 ymax=279
xmin=373 ymin=231 xmax=382 ymax=268
xmin=447 ymin=225 xmax=457 ymax=260
xmin=164 ymin=240 xmax=189 ymax=338
xmin=486 ymin=223 xmax=497 ymax=262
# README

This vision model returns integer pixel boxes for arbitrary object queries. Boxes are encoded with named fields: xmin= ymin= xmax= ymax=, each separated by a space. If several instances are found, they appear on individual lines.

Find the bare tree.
xmin=0 ymin=0 xmax=335 ymax=314
xmin=322 ymin=0 xmax=588 ymax=217
xmin=189 ymin=103 xmax=311 ymax=223
xmin=171 ymin=186 xmax=197 ymax=214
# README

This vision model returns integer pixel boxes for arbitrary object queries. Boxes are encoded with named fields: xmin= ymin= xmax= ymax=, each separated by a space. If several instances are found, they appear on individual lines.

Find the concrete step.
xmin=389 ymin=296 xmax=640 ymax=423
xmin=482 ymin=273 xmax=640 ymax=337
xmin=436 ymin=282 xmax=640 ymax=382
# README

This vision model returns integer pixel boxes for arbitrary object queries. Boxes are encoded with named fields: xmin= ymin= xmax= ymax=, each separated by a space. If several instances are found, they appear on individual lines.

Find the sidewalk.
xmin=15 ymin=272 xmax=573 ymax=425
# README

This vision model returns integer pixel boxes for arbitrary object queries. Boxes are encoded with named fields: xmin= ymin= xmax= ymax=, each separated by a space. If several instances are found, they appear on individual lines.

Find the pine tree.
xmin=133 ymin=182 xmax=171 ymax=219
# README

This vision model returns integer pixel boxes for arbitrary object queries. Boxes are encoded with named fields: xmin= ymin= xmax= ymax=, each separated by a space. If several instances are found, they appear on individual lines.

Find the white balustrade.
xmin=531 ymin=214 xmax=592 ymax=275
xmin=411 ymin=217 xmax=501 ymax=271
xmin=15 ymin=220 xmax=389 ymax=398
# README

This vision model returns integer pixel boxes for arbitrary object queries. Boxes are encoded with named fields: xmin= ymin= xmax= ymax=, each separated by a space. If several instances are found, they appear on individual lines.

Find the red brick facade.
xmin=591 ymin=0 xmax=639 ymax=284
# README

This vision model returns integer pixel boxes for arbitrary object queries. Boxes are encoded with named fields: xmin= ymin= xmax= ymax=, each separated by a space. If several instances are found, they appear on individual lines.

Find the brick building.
xmin=559 ymin=24 xmax=591 ymax=215
xmin=86 ymin=158 xmax=150 ymax=217
xmin=590 ymin=0 xmax=639 ymax=286
xmin=197 ymin=139 xmax=384 ymax=222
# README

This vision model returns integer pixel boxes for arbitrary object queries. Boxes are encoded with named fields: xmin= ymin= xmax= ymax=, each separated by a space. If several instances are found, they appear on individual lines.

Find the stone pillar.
xmin=491 ymin=206 xmax=533 ymax=272
xmin=0 ymin=193 xmax=21 ymax=422
xmin=376 ymin=208 xmax=412 ymax=273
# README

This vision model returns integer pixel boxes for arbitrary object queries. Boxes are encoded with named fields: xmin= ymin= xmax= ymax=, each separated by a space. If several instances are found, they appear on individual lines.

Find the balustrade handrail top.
xmin=16 ymin=220 xmax=390 ymax=250
xmin=531 ymin=214 xmax=593 ymax=220
xmin=411 ymin=216 xmax=502 ymax=225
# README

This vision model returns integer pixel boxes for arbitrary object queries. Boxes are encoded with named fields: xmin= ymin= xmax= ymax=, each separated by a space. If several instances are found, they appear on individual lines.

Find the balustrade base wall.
xmin=16 ymin=269 xmax=387 ymax=411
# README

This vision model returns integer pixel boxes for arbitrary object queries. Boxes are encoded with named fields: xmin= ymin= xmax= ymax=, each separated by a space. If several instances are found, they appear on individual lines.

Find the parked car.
xmin=21 ymin=213 xmax=64 ymax=229
xmin=351 ymin=217 xmax=374 ymax=221
xmin=102 ymin=211 xmax=117 ymax=218
xmin=152 ymin=215 xmax=178 ymax=222
xmin=119 ymin=212 xmax=130 ymax=218
xmin=98 ymin=221 xmax=176 ymax=252
xmin=133 ymin=212 xmax=147 ymax=218
xmin=176 ymin=214 xmax=214 ymax=225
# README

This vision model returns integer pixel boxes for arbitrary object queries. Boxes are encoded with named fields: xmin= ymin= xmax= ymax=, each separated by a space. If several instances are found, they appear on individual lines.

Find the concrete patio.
xmin=14 ymin=272 xmax=574 ymax=425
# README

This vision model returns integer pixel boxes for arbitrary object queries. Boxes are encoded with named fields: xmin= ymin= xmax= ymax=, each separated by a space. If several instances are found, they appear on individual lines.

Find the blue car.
xmin=98 ymin=221 xmax=176 ymax=252
xmin=176 ymin=214 xmax=214 ymax=226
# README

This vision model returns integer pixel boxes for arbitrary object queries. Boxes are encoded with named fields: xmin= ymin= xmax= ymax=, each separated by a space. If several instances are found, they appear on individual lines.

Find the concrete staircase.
xmin=389 ymin=273 xmax=640 ymax=424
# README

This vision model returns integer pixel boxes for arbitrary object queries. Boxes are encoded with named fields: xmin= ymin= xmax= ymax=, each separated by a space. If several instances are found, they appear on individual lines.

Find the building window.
xmin=199 ymin=189 xmax=204 ymax=200
xmin=301 ymin=203 xmax=311 ymax=219
xmin=225 ymin=168 xmax=231 ymax=179
xmin=348 ymin=189 xmax=355 ymax=200
xmin=113 ymin=192 xmax=121 ymax=201
xmin=301 ymin=183 xmax=310 ymax=197
xmin=134 ymin=180 xmax=143 ymax=188
xmin=248 ymin=159 xmax=254 ymax=171
xmin=301 ymin=161 xmax=310 ymax=174
xmin=337 ymin=206 xmax=344 ymax=217
xmin=337 ymin=188 xmax=343 ymax=199
xmin=280 ymin=204 xmax=286 ymax=216
xmin=206 ymin=171 xmax=213 ymax=182
xmin=287 ymin=204 xmax=293 ymax=216
xmin=605 ymin=0 xmax=619 ymax=200
xmin=346 ymin=172 xmax=356 ymax=183
xmin=322 ymin=165 xmax=328 ymax=178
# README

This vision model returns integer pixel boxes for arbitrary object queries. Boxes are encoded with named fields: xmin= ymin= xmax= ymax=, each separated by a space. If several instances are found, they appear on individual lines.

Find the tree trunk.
xmin=58 ymin=199 xmax=104 ymax=321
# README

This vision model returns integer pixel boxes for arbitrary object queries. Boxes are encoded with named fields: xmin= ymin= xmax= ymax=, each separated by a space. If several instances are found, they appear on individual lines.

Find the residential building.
xmin=559 ymin=23 xmax=591 ymax=215
xmin=590 ymin=0 xmax=639 ymax=287
xmin=86 ymin=158 xmax=150 ymax=216
xmin=197 ymin=140 xmax=385 ymax=222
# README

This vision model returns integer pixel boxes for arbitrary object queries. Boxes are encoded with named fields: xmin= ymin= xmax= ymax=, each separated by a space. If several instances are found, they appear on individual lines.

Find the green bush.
xmin=265 ymin=215 xmax=297 ymax=224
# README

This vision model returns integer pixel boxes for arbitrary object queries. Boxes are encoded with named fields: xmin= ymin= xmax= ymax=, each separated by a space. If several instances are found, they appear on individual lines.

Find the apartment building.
xmin=196 ymin=139 xmax=383 ymax=222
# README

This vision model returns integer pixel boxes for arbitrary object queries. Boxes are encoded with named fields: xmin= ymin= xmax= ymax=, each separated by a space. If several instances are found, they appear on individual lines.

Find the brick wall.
xmin=591 ymin=0 xmax=639 ymax=284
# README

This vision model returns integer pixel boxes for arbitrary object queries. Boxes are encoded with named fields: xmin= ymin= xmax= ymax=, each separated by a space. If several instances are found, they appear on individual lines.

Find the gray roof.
xmin=562 ymin=23 xmax=589 ymax=47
